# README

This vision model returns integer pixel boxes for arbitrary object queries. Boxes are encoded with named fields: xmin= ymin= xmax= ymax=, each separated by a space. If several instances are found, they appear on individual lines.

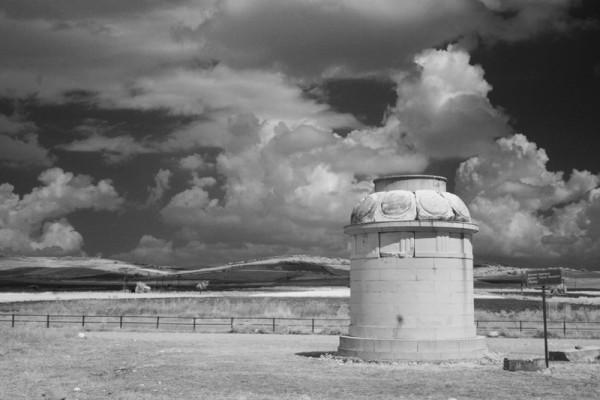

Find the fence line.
xmin=475 ymin=319 xmax=600 ymax=336
xmin=0 ymin=313 xmax=349 ymax=333
xmin=1 ymin=313 xmax=600 ymax=336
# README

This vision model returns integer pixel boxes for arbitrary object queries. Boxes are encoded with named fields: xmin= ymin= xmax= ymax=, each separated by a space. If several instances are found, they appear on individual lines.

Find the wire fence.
xmin=0 ymin=313 xmax=348 ymax=333
xmin=1 ymin=313 xmax=600 ymax=337
xmin=475 ymin=319 xmax=600 ymax=336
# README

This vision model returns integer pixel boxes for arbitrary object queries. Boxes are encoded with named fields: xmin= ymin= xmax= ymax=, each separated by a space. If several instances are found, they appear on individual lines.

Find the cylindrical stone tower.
xmin=338 ymin=175 xmax=486 ymax=361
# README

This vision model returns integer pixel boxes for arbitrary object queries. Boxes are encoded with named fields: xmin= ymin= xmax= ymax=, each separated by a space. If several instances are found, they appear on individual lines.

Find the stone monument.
xmin=338 ymin=175 xmax=486 ymax=361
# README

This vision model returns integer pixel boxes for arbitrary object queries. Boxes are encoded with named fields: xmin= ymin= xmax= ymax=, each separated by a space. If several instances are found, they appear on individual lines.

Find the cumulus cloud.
xmin=116 ymin=65 xmax=360 ymax=129
xmin=1 ymin=1 xmax=594 ymax=267
xmin=456 ymin=134 xmax=600 ymax=266
xmin=0 ymin=168 xmax=123 ymax=255
xmin=146 ymin=169 xmax=173 ymax=206
xmin=179 ymin=153 xmax=212 ymax=171
xmin=58 ymin=133 xmax=155 ymax=163
xmin=55 ymin=65 xmax=361 ymax=162
xmin=112 ymin=235 xmax=175 ymax=266
xmin=117 ymin=46 xmax=513 ymax=265
xmin=149 ymin=116 xmax=381 ymax=264
xmin=114 ymin=43 xmax=600 ymax=268
xmin=390 ymin=47 xmax=511 ymax=159
xmin=0 ymin=113 xmax=53 ymax=167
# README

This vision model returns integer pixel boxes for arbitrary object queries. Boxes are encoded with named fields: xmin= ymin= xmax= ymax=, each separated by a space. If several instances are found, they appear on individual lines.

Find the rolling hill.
xmin=0 ymin=254 xmax=349 ymax=291
xmin=1 ymin=254 xmax=598 ymax=292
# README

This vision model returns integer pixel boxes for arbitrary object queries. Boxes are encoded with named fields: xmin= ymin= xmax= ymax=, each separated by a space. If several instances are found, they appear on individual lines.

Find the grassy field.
xmin=0 ymin=297 xmax=350 ymax=318
xmin=1 ymin=327 xmax=599 ymax=400
xmin=2 ymin=295 xmax=599 ymax=320
xmin=2 ymin=295 xmax=600 ymax=338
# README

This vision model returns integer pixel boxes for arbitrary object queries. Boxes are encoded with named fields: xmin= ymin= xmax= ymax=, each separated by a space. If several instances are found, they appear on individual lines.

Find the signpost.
xmin=526 ymin=269 xmax=563 ymax=368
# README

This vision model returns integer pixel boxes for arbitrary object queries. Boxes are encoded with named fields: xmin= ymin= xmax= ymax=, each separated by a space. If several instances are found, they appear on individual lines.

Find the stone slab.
xmin=503 ymin=358 xmax=547 ymax=372
xmin=549 ymin=347 xmax=600 ymax=362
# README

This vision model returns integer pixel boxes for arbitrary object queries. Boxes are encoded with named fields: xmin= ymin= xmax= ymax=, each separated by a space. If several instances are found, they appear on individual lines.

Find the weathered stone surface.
xmin=415 ymin=190 xmax=454 ymax=220
xmin=379 ymin=191 xmax=416 ymax=220
xmin=339 ymin=336 xmax=486 ymax=361
xmin=503 ymin=358 xmax=547 ymax=372
xmin=441 ymin=192 xmax=471 ymax=222
xmin=374 ymin=175 xmax=446 ymax=193
xmin=349 ymin=189 xmax=472 ymax=224
xmin=351 ymin=194 xmax=378 ymax=224
xmin=342 ymin=175 xmax=482 ymax=362
xmin=549 ymin=347 xmax=600 ymax=362
xmin=379 ymin=231 xmax=414 ymax=257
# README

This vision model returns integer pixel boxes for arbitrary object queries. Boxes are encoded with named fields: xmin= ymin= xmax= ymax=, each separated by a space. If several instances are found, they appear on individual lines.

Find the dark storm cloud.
xmin=193 ymin=0 xmax=577 ymax=78
xmin=0 ymin=108 xmax=54 ymax=167
xmin=0 ymin=0 xmax=194 ymax=20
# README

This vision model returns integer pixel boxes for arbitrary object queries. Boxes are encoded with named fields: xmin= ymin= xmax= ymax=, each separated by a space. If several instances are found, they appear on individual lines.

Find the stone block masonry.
xmin=338 ymin=175 xmax=486 ymax=361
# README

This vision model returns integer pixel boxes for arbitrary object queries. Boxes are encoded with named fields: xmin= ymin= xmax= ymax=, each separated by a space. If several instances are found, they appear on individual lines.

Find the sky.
xmin=0 ymin=0 xmax=599 ymax=269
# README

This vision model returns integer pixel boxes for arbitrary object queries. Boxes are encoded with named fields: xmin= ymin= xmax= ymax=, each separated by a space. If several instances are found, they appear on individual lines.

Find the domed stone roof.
xmin=351 ymin=189 xmax=471 ymax=224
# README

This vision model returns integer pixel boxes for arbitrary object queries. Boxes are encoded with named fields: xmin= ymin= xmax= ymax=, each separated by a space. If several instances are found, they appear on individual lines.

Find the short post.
xmin=119 ymin=316 xmax=123 ymax=328
xmin=82 ymin=315 xmax=85 ymax=327
xmin=193 ymin=317 xmax=196 ymax=331
xmin=230 ymin=317 xmax=234 ymax=330
xmin=312 ymin=319 xmax=315 ymax=333
xmin=542 ymin=285 xmax=549 ymax=368
xmin=46 ymin=314 xmax=50 ymax=328
xmin=272 ymin=318 xmax=276 ymax=332
xmin=519 ymin=321 xmax=522 ymax=332
xmin=520 ymin=274 xmax=524 ymax=296
xmin=563 ymin=319 xmax=566 ymax=336
xmin=11 ymin=314 xmax=15 ymax=328
xmin=156 ymin=316 xmax=160 ymax=329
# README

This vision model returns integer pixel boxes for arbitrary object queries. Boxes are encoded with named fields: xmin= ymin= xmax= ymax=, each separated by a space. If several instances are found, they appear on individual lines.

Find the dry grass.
xmin=5 ymin=296 xmax=600 ymax=338
xmin=0 ymin=297 xmax=350 ymax=319
xmin=476 ymin=304 xmax=600 ymax=323
xmin=475 ymin=305 xmax=600 ymax=339
xmin=1 ymin=329 xmax=599 ymax=400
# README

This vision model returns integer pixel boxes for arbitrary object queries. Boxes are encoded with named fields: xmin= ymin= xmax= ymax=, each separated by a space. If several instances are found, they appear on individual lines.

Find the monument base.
xmin=338 ymin=335 xmax=487 ymax=361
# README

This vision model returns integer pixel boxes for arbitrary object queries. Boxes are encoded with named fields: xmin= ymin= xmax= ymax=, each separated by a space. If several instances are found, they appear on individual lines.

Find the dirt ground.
xmin=2 ymin=331 xmax=599 ymax=400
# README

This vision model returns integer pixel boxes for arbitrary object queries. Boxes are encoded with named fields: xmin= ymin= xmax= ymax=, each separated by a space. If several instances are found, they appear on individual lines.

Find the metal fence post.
xmin=5 ymin=313 xmax=597 ymax=337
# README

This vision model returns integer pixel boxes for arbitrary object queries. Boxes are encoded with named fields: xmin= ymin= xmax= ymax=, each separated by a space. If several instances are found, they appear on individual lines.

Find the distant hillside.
xmin=474 ymin=262 xmax=600 ymax=290
xmin=0 ymin=255 xmax=173 ymax=275
xmin=3 ymin=255 xmax=597 ymax=292
xmin=0 ymin=255 xmax=349 ymax=291
xmin=0 ymin=255 xmax=174 ymax=291
xmin=172 ymin=255 xmax=349 ymax=289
